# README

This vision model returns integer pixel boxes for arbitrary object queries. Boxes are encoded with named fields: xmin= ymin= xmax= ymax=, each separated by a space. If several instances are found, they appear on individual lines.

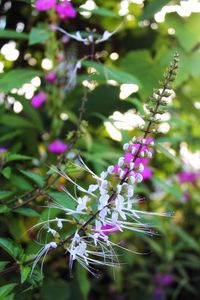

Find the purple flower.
xmin=31 ymin=91 xmax=47 ymax=108
xmin=153 ymin=288 xmax=164 ymax=297
xmin=177 ymin=171 xmax=200 ymax=186
xmin=35 ymin=0 xmax=56 ymax=11
xmin=155 ymin=273 xmax=174 ymax=286
xmin=48 ymin=139 xmax=68 ymax=154
xmin=56 ymin=1 xmax=76 ymax=20
xmin=45 ymin=71 xmax=57 ymax=83
xmin=0 ymin=148 xmax=7 ymax=153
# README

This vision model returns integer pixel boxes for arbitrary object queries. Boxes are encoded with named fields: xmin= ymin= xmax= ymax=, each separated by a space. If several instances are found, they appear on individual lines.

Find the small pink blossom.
xmin=45 ymin=71 xmax=57 ymax=83
xmin=48 ymin=139 xmax=68 ymax=154
xmin=56 ymin=1 xmax=76 ymax=20
xmin=100 ymin=224 xmax=119 ymax=236
xmin=31 ymin=91 xmax=47 ymax=108
xmin=35 ymin=0 xmax=56 ymax=11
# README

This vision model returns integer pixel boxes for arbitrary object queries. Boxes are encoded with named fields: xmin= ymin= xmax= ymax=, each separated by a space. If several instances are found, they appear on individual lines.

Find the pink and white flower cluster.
xmin=33 ymin=136 xmax=170 ymax=276
xmin=35 ymin=0 xmax=76 ymax=20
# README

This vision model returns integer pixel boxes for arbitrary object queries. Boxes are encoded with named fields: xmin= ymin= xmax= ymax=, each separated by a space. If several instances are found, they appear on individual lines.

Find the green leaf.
xmin=0 ymin=191 xmax=13 ymax=200
xmin=120 ymin=50 xmax=163 ymax=98
xmin=79 ymin=7 xmax=119 ymax=18
xmin=0 ymin=114 xmax=34 ymax=128
xmin=7 ymin=154 xmax=33 ymax=162
xmin=20 ymin=98 xmax=44 ymax=132
xmin=29 ymin=26 xmax=51 ymax=45
xmin=1 ymin=167 xmax=11 ymax=179
xmin=82 ymin=60 xmax=140 ymax=85
xmin=41 ymin=278 xmax=70 ymax=300
xmin=165 ymin=14 xmax=200 ymax=52
xmin=48 ymin=192 xmax=76 ymax=211
xmin=20 ymin=265 xmax=31 ymax=284
xmin=0 ymin=261 xmax=9 ymax=272
xmin=0 ymin=284 xmax=17 ymax=298
xmin=0 ymin=69 xmax=41 ymax=93
xmin=0 ymin=130 xmax=24 ymax=143
xmin=172 ymin=225 xmax=200 ymax=252
xmin=139 ymin=0 xmax=170 ymax=21
xmin=20 ymin=170 xmax=45 ymax=188
xmin=14 ymin=207 xmax=40 ymax=217
xmin=0 ymin=30 xmax=28 ymax=40
xmin=0 ymin=238 xmax=24 ymax=261
xmin=0 ymin=205 xmax=11 ymax=213
xmin=156 ymin=143 xmax=181 ymax=165
xmin=76 ymin=264 xmax=90 ymax=300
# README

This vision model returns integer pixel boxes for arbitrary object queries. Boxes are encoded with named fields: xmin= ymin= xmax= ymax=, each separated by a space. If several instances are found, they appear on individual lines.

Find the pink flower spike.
xmin=35 ymin=0 xmax=56 ymax=11
xmin=56 ymin=1 xmax=76 ymax=20
xmin=48 ymin=139 xmax=68 ymax=154
xmin=45 ymin=71 xmax=57 ymax=83
xmin=31 ymin=91 xmax=47 ymax=108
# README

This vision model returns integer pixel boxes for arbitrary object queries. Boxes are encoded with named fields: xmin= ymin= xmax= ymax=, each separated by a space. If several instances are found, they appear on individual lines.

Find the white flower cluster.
xmin=32 ymin=136 xmax=170 ymax=276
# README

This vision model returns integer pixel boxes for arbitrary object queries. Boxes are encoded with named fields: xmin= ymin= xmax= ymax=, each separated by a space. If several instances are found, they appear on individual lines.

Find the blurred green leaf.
xmin=82 ymin=60 xmax=140 ymax=85
xmin=139 ymin=0 xmax=170 ymax=21
xmin=14 ymin=207 xmax=40 ymax=217
xmin=0 ymin=205 xmax=11 ymax=213
xmin=20 ymin=170 xmax=45 ymax=188
xmin=1 ymin=166 xmax=12 ymax=179
xmin=165 ymin=14 xmax=200 ymax=52
xmin=7 ymin=154 xmax=33 ymax=162
xmin=0 ymin=30 xmax=28 ymax=39
xmin=48 ymin=192 xmax=76 ymax=211
xmin=0 ymin=283 xmax=16 ymax=298
xmin=20 ymin=265 xmax=31 ymax=284
xmin=0 ymin=191 xmax=13 ymax=200
xmin=0 ymin=261 xmax=9 ymax=272
xmin=29 ymin=26 xmax=51 ymax=45
xmin=41 ymin=278 xmax=70 ymax=300
xmin=0 ymin=69 xmax=42 ymax=93
xmin=76 ymin=264 xmax=90 ymax=300
xmin=0 ymin=238 xmax=24 ymax=261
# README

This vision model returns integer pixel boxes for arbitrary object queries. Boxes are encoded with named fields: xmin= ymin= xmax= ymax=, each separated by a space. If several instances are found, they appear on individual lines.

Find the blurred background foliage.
xmin=0 ymin=0 xmax=200 ymax=299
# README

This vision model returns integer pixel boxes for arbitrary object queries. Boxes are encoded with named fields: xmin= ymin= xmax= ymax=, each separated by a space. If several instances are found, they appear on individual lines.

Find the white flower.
xmin=47 ymin=227 xmax=57 ymax=237
xmin=107 ymin=165 xmax=114 ymax=174
xmin=123 ymin=143 xmax=129 ymax=151
xmin=118 ymin=157 xmax=124 ymax=167
xmin=98 ymin=194 xmax=109 ymax=210
xmin=138 ymin=163 xmax=144 ymax=173
xmin=88 ymin=184 xmax=99 ymax=193
xmin=77 ymin=195 xmax=90 ymax=212
xmin=56 ymin=218 xmax=63 ymax=229
xmin=136 ymin=173 xmax=143 ymax=183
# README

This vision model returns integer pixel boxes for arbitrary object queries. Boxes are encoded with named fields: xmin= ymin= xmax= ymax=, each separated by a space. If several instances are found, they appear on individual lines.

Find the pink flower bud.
xmin=56 ymin=1 xmax=76 ymax=20
xmin=31 ymin=91 xmax=47 ymax=108
xmin=48 ymin=139 xmax=68 ymax=154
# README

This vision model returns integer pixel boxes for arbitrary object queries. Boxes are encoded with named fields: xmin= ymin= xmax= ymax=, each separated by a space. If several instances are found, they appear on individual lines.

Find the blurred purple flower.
xmin=56 ymin=1 xmax=76 ymax=20
xmin=0 ymin=148 xmax=7 ymax=153
xmin=45 ymin=71 xmax=57 ymax=83
xmin=31 ymin=91 xmax=47 ymax=108
xmin=48 ymin=139 xmax=68 ymax=154
xmin=183 ymin=191 xmax=190 ymax=202
xmin=35 ymin=0 xmax=56 ymax=11
xmin=177 ymin=171 xmax=200 ymax=186
xmin=153 ymin=288 xmax=164 ymax=297
xmin=155 ymin=273 xmax=174 ymax=286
